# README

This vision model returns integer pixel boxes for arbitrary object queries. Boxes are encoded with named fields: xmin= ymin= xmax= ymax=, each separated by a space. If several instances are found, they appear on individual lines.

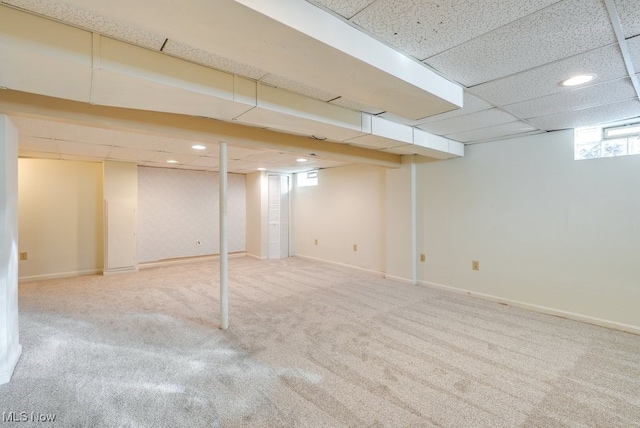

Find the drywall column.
xmin=385 ymin=156 xmax=418 ymax=284
xmin=220 ymin=143 xmax=229 ymax=330
xmin=103 ymin=161 xmax=138 ymax=275
xmin=245 ymin=171 xmax=268 ymax=260
xmin=0 ymin=115 xmax=22 ymax=385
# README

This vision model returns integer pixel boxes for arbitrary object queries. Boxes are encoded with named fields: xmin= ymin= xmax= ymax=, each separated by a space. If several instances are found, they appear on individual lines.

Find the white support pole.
xmin=219 ymin=142 xmax=229 ymax=330
xmin=410 ymin=157 xmax=418 ymax=285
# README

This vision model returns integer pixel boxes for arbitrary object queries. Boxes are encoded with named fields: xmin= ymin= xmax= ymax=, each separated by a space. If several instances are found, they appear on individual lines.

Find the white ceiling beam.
xmin=235 ymin=0 xmax=463 ymax=119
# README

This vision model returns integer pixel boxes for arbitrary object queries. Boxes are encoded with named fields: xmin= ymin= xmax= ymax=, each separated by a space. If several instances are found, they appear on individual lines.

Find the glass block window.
xmin=574 ymin=123 xmax=640 ymax=160
xmin=297 ymin=170 xmax=318 ymax=187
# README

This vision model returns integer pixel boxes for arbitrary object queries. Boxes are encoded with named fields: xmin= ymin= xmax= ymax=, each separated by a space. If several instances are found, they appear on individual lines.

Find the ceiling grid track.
xmin=603 ymin=0 xmax=640 ymax=101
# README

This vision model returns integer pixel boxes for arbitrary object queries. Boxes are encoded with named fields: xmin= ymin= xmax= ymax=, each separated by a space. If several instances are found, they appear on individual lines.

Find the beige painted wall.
xmin=418 ymin=130 xmax=640 ymax=329
xmin=18 ymin=158 xmax=103 ymax=280
xmin=293 ymin=164 xmax=386 ymax=273
xmin=103 ymin=161 xmax=138 ymax=273
xmin=385 ymin=157 xmax=416 ymax=283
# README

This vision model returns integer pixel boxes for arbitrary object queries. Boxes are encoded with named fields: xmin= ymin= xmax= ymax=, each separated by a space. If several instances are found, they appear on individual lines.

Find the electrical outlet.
xmin=353 ymin=244 xmax=357 ymax=252
xmin=420 ymin=253 xmax=426 ymax=262
xmin=314 ymin=239 xmax=318 ymax=245
xmin=472 ymin=260 xmax=480 ymax=270
xmin=20 ymin=252 xmax=28 ymax=261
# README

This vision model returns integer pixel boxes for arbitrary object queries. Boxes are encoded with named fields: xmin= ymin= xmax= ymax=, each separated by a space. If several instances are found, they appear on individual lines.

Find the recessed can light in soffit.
xmin=296 ymin=158 xmax=308 ymax=162
xmin=257 ymin=167 xmax=266 ymax=171
xmin=192 ymin=144 xmax=206 ymax=150
xmin=167 ymin=160 xmax=178 ymax=164
xmin=560 ymin=74 xmax=596 ymax=87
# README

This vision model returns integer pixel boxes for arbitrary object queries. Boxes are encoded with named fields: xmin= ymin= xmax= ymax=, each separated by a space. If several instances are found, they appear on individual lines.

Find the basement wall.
xmin=18 ymin=158 xmax=104 ymax=281
xmin=17 ymin=160 xmax=247 ymax=279
xmin=418 ymin=130 xmax=640 ymax=331
xmin=293 ymin=163 xmax=386 ymax=274
xmin=137 ymin=166 xmax=246 ymax=263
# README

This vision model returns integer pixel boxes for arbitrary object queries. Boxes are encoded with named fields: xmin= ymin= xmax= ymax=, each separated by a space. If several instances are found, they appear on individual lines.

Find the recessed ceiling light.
xmin=257 ymin=167 xmax=266 ymax=171
xmin=296 ymin=158 xmax=308 ymax=162
xmin=560 ymin=74 xmax=595 ymax=87
xmin=192 ymin=144 xmax=206 ymax=150
xmin=167 ymin=160 xmax=178 ymax=164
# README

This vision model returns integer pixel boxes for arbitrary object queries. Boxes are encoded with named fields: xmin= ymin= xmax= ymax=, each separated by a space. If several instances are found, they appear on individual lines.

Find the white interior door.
xmin=268 ymin=175 xmax=290 ymax=259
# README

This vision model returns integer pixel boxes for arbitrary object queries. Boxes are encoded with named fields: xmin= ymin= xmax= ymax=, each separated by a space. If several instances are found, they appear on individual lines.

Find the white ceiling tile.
xmin=4 ymin=0 xmax=166 ymax=50
xmin=113 ymin=133 xmax=174 ymax=151
xmin=418 ymin=108 xmax=519 ymax=135
xmin=162 ymin=40 xmax=267 ymax=80
xmin=424 ymin=0 xmax=616 ymax=86
xmin=241 ymin=151 xmax=295 ymax=164
xmin=228 ymin=159 xmax=274 ymax=171
xmin=329 ymin=97 xmax=385 ymax=115
xmin=55 ymin=140 xmax=112 ymax=157
xmin=471 ymin=44 xmax=628 ymax=106
xmin=269 ymin=163 xmax=319 ymax=173
xmin=185 ymin=157 xmax=220 ymax=168
xmin=527 ymin=99 xmax=640 ymax=130
xmin=350 ymin=0 xmax=557 ymax=60
xmin=614 ymin=0 xmax=640 ymax=38
xmin=148 ymin=153 xmax=198 ymax=164
xmin=19 ymin=136 xmax=59 ymax=153
xmin=227 ymin=146 xmax=265 ymax=160
xmin=13 ymin=117 xmax=118 ymax=145
xmin=504 ymin=78 xmax=637 ymax=119
xmin=446 ymin=122 xmax=540 ymax=143
xmin=162 ymin=140 xmax=219 ymax=156
xmin=108 ymin=146 xmax=158 ymax=162
xmin=629 ymin=36 xmax=640 ymax=72
xmin=309 ymin=0 xmax=376 ymax=19
xmin=418 ymin=92 xmax=493 ymax=124
xmin=10 ymin=116 xmax=52 ymax=138
xmin=50 ymin=123 xmax=118 ymax=146
xmin=260 ymin=74 xmax=340 ymax=102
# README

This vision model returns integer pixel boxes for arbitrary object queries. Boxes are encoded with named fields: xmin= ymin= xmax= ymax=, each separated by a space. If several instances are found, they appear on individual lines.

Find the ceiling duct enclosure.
xmin=0 ymin=3 xmax=465 ymax=160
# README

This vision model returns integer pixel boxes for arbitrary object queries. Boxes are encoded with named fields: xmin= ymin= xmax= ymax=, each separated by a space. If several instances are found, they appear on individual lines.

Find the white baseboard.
xmin=419 ymin=280 xmax=640 ymax=336
xmin=294 ymin=254 xmax=385 ymax=277
xmin=246 ymin=253 xmax=266 ymax=261
xmin=19 ymin=269 xmax=101 ymax=283
xmin=384 ymin=274 xmax=416 ymax=285
xmin=139 ymin=252 xmax=246 ymax=269
xmin=103 ymin=266 xmax=139 ymax=276
xmin=0 ymin=344 xmax=22 ymax=385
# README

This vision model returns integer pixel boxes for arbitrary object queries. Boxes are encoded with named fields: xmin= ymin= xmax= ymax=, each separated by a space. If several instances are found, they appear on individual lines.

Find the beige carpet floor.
xmin=1 ymin=256 xmax=639 ymax=427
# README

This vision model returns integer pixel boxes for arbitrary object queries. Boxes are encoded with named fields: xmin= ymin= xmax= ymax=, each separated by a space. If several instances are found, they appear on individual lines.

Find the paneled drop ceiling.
xmin=1 ymin=0 xmax=640 ymax=173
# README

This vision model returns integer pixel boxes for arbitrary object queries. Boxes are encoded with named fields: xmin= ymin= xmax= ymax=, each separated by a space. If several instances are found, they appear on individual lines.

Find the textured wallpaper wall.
xmin=137 ymin=167 xmax=246 ymax=263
